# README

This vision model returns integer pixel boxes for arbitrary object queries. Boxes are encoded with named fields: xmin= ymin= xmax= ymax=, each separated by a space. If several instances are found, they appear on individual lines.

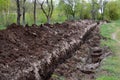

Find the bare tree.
xmin=60 ymin=0 xmax=79 ymax=20
xmin=90 ymin=0 xmax=101 ymax=20
xmin=90 ymin=0 xmax=108 ymax=20
xmin=34 ymin=0 xmax=37 ymax=24
xmin=100 ymin=0 xmax=108 ymax=20
xmin=80 ymin=0 xmax=85 ymax=19
xmin=16 ymin=0 xmax=21 ymax=25
xmin=22 ymin=0 xmax=26 ymax=26
xmin=37 ymin=0 xmax=54 ymax=24
xmin=91 ymin=0 xmax=96 ymax=20
xmin=66 ymin=0 xmax=76 ymax=19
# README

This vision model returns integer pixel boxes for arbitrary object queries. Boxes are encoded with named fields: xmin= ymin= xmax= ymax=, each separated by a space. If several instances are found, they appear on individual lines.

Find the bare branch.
xmin=37 ymin=0 xmax=54 ymax=23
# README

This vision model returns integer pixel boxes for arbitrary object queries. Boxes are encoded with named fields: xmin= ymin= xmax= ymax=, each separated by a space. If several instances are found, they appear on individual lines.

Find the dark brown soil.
xmin=49 ymin=22 xmax=111 ymax=80
xmin=0 ymin=20 xmax=95 ymax=64
xmin=0 ymin=20 xmax=108 ymax=80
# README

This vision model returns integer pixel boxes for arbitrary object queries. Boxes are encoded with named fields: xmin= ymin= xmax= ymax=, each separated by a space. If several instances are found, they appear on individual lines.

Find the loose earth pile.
xmin=0 ymin=20 xmax=109 ymax=80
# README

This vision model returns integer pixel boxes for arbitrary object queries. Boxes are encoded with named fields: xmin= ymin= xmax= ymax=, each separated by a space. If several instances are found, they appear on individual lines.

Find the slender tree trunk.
xmin=47 ymin=17 xmax=50 ymax=24
xmin=91 ymin=0 xmax=97 ymax=20
xmin=6 ymin=1 xmax=9 ymax=25
xmin=38 ymin=0 xmax=53 ymax=24
xmin=72 ymin=12 xmax=75 ymax=19
xmin=16 ymin=0 xmax=21 ymax=25
xmin=34 ymin=0 xmax=37 ymax=24
xmin=80 ymin=0 xmax=84 ymax=19
xmin=102 ymin=1 xmax=107 ymax=20
xmin=23 ymin=0 xmax=26 ymax=26
xmin=2 ymin=11 xmax=5 ymax=25
xmin=102 ymin=7 xmax=105 ymax=20
xmin=91 ymin=3 xmax=95 ymax=20
xmin=80 ymin=6 xmax=83 ymax=19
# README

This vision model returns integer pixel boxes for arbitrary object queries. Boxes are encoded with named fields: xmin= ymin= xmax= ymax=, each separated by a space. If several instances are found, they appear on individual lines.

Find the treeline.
xmin=0 ymin=0 xmax=120 ymax=26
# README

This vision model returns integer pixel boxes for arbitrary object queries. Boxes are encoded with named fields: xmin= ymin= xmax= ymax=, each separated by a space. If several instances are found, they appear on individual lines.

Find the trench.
xmin=30 ymin=22 xmax=98 ymax=80
xmin=49 ymin=21 xmax=111 ymax=80
xmin=0 ymin=20 xmax=108 ymax=80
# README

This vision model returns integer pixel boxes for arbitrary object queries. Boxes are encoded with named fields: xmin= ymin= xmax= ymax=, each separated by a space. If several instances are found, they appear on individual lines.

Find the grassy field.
xmin=96 ymin=20 xmax=120 ymax=80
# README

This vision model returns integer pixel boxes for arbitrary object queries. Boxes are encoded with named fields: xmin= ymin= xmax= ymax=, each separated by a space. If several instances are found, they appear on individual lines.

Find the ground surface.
xmin=0 ymin=20 xmax=101 ymax=80
xmin=0 ymin=20 xmax=116 ymax=80
xmin=96 ymin=20 xmax=120 ymax=80
xmin=49 ymin=21 xmax=111 ymax=80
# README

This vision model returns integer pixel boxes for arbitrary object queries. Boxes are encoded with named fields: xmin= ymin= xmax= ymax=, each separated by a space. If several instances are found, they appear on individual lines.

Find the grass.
xmin=96 ymin=20 xmax=120 ymax=80
xmin=51 ymin=74 xmax=65 ymax=80
xmin=0 ymin=11 xmax=67 ymax=30
xmin=0 ymin=25 xmax=6 ymax=30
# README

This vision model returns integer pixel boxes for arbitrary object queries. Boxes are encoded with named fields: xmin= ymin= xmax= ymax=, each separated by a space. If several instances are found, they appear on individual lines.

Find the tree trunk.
xmin=80 ymin=6 xmax=83 ymax=19
xmin=47 ymin=17 xmax=50 ymax=24
xmin=34 ymin=0 xmax=37 ymax=24
xmin=38 ymin=0 xmax=53 ymax=24
xmin=16 ymin=0 xmax=21 ymax=25
xmin=102 ymin=7 xmax=105 ymax=20
xmin=23 ymin=0 xmax=26 ymax=26
xmin=91 ymin=0 xmax=96 ymax=20
xmin=80 ymin=1 xmax=84 ymax=19
xmin=91 ymin=6 xmax=95 ymax=20
xmin=72 ymin=11 xmax=75 ymax=20
xmin=102 ymin=1 xmax=107 ymax=20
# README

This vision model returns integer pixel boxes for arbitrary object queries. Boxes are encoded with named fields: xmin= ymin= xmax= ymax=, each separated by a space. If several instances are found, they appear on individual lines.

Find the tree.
xmin=0 ymin=0 xmax=10 ymax=25
xmin=37 ymin=0 xmax=54 ymax=24
xmin=22 ymin=0 xmax=26 ymax=26
xmin=0 ymin=0 xmax=10 ymax=12
xmin=79 ymin=2 xmax=91 ymax=19
xmin=16 ymin=0 xmax=21 ymax=25
xmin=98 ymin=0 xmax=108 ymax=20
xmin=105 ymin=1 xmax=120 ymax=20
xmin=102 ymin=0 xmax=108 ymax=20
xmin=79 ymin=0 xmax=84 ymax=19
xmin=60 ymin=0 xmax=79 ymax=20
xmin=34 ymin=0 xmax=37 ymax=24
xmin=89 ymin=0 xmax=104 ymax=20
xmin=77 ymin=0 xmax=91 ymax=20
xmin=91 ymin=0 xmax=97 ymax=20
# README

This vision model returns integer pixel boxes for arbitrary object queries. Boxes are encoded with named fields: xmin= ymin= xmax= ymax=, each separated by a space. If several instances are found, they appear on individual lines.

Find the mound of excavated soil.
xmin=49 ymin=21 xmax=111 ymax=80
xmin=49 ymin=26 xmax=102 ymax=80
xmin=0 ymin=20 xmax=98 ymax=80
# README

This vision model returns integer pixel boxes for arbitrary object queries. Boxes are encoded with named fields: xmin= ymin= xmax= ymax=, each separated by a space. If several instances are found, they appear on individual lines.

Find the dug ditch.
xmin=0 ymin=20 xmax=110 ymax=80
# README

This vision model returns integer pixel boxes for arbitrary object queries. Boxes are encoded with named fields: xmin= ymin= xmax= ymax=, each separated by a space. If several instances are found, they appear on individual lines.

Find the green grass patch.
xmin=100 ymin=23 xmax=117 ymax=38
xmin=0 ymin=25 xmax=6 ymax=30
xmin=96 ymin=20 xmax=120 ymax=80
xmin=97 ymin=75 xmax=119 ymax=80
xmin=51 ymin=74 xmax=65 ymax=80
